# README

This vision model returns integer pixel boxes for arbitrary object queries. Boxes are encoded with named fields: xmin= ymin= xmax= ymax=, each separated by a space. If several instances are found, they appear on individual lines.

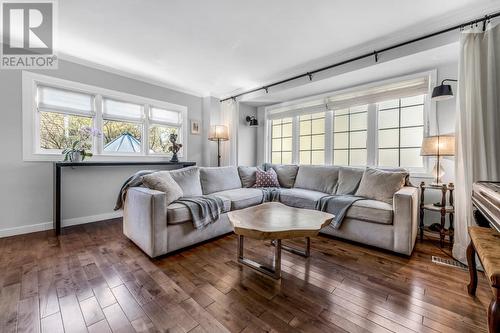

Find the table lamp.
xmin=420 ymin=134 xmax=455 ymax=186
xmin=208 ymin=125 xmax=229 ymax=167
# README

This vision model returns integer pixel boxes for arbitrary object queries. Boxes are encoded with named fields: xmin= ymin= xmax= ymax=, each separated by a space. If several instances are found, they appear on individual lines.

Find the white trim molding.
xmin=0 ymin=211 xmax=123 ymax=238
xmin=0 ymin=222 xmax=53 ymax=238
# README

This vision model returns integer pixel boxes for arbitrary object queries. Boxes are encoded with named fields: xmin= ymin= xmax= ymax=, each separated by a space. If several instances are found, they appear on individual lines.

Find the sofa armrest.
xmin=123 ymin=187 xmax=168 ymax=257
xmin=392 ymin=186 xmax=419 ymax=255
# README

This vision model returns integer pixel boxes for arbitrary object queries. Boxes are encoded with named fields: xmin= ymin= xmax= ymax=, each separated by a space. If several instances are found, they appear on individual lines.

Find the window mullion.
xmin=94 ymin=95 xmax=103 ymax=155
xmin=366 ymin=103 xmax=377 ymax=166
xmin=292 ymin=116 xmax=299 ymax=164
xmin=143 ymin=104 xmax=150 ymax=156
xmin=324 ymin=111 xmax=333 ymax=165
xmin=398 ymin=99 xmax=402 ymax=166
xmin=347 ymin=111 xmax=351 ymax=165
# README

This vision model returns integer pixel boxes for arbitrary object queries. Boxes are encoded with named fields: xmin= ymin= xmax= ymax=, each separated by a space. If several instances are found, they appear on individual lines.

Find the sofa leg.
xmin=467 ymin=240 xmax=478 ymax=296
xmin=488 ymin=296 xmax=500 ymax=333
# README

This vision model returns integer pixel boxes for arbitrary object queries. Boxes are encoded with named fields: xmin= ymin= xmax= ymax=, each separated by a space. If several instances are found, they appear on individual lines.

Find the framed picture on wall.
xmin=191 ymin=120 xmax=200 ymax=135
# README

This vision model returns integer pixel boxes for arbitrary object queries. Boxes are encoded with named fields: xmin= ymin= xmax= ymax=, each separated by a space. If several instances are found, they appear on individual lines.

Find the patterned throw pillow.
xmin=254 ymin=168 xmax=280 ymax=188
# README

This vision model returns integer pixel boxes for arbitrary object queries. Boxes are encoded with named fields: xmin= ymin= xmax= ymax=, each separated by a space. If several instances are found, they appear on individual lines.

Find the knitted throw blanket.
xmin=315 ymin=195 xmax=365 ymax=229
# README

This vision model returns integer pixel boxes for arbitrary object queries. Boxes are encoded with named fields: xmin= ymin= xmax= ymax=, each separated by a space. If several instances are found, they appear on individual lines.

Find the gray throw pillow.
xmin=294 ymin=165 xmax=339 ymax=194
xmin=355 ymin=167 xmax=408 ymax=204
xmin=238 ymin=166 xmax=258 ymax=188
xmin=335 ymin=167 xmax=364 ymax=195
xmin=274 ymin=164 xmax=299 ymax=188
xmin=378 ymin=167 xmax=412 ymax=186
xmin=142 ymin=171 xmax=183 ymax=205
xmin=200 ymin=166 xmax=242 ymax=194
xmin=264 ymin=164 xmax=299 ymax=188
xmin=169 ymin=166 xmax=203 ymax=197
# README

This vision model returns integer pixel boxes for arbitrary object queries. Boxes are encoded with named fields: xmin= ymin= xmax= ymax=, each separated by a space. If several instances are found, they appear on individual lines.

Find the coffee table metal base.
xmin=272 ymin=237 xmax=311 ymax=257
xmin=237 ymin=235 xmax=311 ymax=279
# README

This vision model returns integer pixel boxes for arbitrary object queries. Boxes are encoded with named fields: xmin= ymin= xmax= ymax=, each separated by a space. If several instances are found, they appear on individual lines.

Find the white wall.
xmin=202 ymin=96 xmax=221 ymax=167
xmin=0 ymin=59 xmax=206 ymax=237
xmin=237 ymin=103 xmax=258 ymax=166
xmin=419 ymin=61 xmax=458 ymax=228
xmin=200 ymin=99 xmax=258 ymax=167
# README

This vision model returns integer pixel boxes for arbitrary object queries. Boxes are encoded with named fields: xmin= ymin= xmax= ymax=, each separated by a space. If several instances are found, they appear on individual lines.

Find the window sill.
xmin=23 ymin=153 xmax=183 ymax=163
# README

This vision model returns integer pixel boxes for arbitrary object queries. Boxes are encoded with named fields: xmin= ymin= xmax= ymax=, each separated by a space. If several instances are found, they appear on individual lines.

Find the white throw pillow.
xmin=142 ymin=171 xmax=183 ymax=205
xmin=355 ymin=167 xmax=407 ymax=204
xmin=169 ymin=166 xmax=203 ymax=196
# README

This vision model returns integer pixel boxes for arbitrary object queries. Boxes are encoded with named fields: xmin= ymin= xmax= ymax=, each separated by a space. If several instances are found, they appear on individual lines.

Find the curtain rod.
xmin=220 ymin=11 xmax=500 ymax=103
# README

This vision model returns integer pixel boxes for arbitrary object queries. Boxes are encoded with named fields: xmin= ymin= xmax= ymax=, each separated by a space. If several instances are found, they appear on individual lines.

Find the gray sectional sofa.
xmin=123 ymin=164 xmax=419 ymax=258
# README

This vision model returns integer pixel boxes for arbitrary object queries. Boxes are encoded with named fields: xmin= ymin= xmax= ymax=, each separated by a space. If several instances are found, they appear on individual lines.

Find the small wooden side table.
xmin=419 ymin=182 xmax=455 ymax=247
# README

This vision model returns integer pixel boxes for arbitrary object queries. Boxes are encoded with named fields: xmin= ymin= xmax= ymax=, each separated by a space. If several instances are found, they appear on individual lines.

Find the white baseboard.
xmin=62 ymin=211 xmax=123 ymax=227
xmin=0 ymin=211 xmax=124 ymax=238
xmin=0 ymin=221 xmax=53 ymax=238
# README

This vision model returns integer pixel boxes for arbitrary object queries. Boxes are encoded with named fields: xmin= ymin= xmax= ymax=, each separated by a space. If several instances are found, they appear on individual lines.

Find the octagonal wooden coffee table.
xmin=227 ymin=202 xmax=334 ymax=279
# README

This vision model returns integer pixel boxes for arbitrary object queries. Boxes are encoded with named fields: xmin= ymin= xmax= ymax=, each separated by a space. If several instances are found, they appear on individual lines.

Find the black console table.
xmin=53 ymin=161 xmax=196 ymax=235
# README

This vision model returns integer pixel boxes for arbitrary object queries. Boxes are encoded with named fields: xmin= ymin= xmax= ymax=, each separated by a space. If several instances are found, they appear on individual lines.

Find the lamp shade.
xmin=420 ymin=135 xmax=455 ymax=156
xmin=431 ymin=84 xmax=453 ymax=101
xmin=208 ymin=125 xmax=229 ymax=141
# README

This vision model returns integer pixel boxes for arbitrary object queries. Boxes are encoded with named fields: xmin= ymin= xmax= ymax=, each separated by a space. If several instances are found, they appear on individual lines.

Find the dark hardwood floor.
xmin=0 ymin=219 xmax=492 ymax=333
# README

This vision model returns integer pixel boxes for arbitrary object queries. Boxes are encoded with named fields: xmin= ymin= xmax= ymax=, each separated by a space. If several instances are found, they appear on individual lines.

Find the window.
xmin=265 ymin=72 xmax=433 ymax=172
xmin=23 ymin=72 xmax=187 ymax=161
xmin=333 ymin=105 xmax=367 ymax=166
xmin=271 ymin=117 xmax=293 ymax=164
xmin=39 ymin=112 xmax=93 ymax=150
xmin=299 ymin=112 xmax=325 ymax=165
xmin=377 ymin=95 xmax=424 ymax=168
xmin=37 ymin=86 xmax=95 ymax=152
xmin=102 ymin=98 xmax=144 ymax=153
xmin=148 ymin=107 xmax=182 ymax=154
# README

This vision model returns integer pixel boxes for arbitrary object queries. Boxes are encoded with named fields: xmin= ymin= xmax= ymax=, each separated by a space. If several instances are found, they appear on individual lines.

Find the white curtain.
xmin=220 ymin=100 xmax=238 ymax=166
xmin=453 ymin=23 xmax=500 ymax=263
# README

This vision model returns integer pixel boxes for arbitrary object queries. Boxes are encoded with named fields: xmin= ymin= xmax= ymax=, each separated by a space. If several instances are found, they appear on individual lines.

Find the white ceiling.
xmin=242 ymin=43 xmax=460 ymax=106
xmin=57 ymin=0 xmax=499 ymax=97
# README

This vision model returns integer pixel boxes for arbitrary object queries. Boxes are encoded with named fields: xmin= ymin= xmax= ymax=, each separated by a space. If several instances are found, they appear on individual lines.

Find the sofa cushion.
xmin=345 ymin=200 xmax=393 ymax=225
xmin=279 ymin=188 xmax=328 ymax=210
xmin=254 ymin=168 xmax=280 ymax=187
xmin=167 ymin=196 xmax=231 ymax=225
xmin=335 ymin=167 xmax=364 ymax=195
xmin=264 ymin=164 xmax=299 ymax=188
xmin=200 ymin=166 xmax=242 ymax=194
xmin=378 ymin=167 xmax=411 ymax=186
xmin=238 ymin=166 xmax=258 ymax=188
xmin=142 ymin=171 xmax=183 ymax=205
xmin=169 ymin=166 xmax=203 ymax=197
xmin=355 ymin=167 xmax=407 ymax=204
xmin=212 ymin=188 xmax=264 ymax=210
xmin=294 ymin=165 xmax=339 ymax=194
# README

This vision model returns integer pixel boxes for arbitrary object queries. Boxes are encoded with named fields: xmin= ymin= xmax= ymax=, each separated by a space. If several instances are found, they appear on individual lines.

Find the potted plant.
xmin=62 ymin=127 xmax=101 ymax=162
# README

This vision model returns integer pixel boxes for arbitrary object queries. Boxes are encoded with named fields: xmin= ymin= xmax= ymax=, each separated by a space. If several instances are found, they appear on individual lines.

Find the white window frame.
xmin=22 ymin=71 xmax=188 ymax=162
xmin=332 ymin=105 xmax=369 ymax=167
xmin=147 ymin=105 xmax=184 ymax=157
xmin=264 ymin=70 xmax=436 ymax=175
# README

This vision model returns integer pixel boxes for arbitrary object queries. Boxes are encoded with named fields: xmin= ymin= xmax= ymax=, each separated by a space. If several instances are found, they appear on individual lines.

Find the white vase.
xmin=70 ymin=151 xmax=83 ymax=162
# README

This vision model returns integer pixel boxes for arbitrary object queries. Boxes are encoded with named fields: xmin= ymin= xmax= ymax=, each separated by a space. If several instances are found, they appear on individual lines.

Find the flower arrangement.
xmin=62 ymin=126 xmax=102 ymax=162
